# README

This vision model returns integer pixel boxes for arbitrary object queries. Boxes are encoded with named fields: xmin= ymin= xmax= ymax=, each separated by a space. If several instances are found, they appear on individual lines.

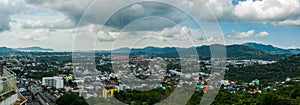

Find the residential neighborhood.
xmin=0 ymin=52 xmax=296 ymax=105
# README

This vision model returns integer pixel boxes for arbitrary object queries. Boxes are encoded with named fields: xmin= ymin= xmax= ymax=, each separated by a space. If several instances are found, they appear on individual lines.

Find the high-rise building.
xmin=0 ymin=65 xmax=27 ymax=105
xmin=42 ymin=77 xmax=64 ymax=89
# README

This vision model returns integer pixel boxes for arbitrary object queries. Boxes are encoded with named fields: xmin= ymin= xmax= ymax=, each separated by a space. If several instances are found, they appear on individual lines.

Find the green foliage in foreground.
xmin=56 ymin=92 xmax=89 ymax=105
xmin=186 ymin=82 xmax=300 ymax=105
xmin=114 ymin=83 xmax=175 ymax=105
xmin=112 ymin=82 xmax=300 ymax=105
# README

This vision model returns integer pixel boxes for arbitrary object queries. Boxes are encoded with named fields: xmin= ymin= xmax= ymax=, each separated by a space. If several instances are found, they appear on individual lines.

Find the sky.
xmin=0 ymin=0 xmax=300 ymax=51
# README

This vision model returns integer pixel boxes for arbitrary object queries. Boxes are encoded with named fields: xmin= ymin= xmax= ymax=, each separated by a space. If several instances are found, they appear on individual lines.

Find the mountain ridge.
xmin=0 ymin=47 xmax=19 ymax=53
xmin=0 ymin=43 xmax=298 ymax=60
xmin=243 ymin=42 xmax=296 ymax=54
xmin=13 ymin=46 xmax=54 ymax=52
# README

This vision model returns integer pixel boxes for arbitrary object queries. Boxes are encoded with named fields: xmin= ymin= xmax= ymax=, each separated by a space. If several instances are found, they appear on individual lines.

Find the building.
xmin=42 ymin=77 xmax=64 ymax=89
xmin=30 ymin=85 xmax=42 ymax=94
xmin=0 ymin=65 xmax=26 ymax=105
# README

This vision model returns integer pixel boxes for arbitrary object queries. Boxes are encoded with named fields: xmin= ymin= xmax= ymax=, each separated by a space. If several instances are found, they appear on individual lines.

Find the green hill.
xmin=226 ymin=54 xmax=300 ymax=82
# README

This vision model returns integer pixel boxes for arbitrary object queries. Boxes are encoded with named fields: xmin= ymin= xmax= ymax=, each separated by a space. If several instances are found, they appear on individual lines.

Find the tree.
xmin=56 ymin=92 xmax=88 ymax=105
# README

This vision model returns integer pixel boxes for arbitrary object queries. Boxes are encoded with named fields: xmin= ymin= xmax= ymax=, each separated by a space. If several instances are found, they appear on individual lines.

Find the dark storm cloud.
xmin=24 ymin=0 xmax=55 ymax=5
xmin=25 ymin=0 xmax=93 ymax=25
xmin=0 ymin=15 xmax=10 ymax=32
xmin=24 ymin=0 xmax=194 ymax=31
xmin=103 ymin=2 xmax=192 ymax=31
xmin=0 ymin=1 xmax=27 ymax=32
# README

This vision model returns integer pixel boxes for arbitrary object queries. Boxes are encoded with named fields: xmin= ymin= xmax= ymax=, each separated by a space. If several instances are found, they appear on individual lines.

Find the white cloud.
xmin=91 ymin=26 xmax=209 ymax=50
xmin=206 ymin=37 xmax=221 ymax=43
xmin=13 ymin=29 xmax=49 ymax=41
xmin=235 ymin=30 xmax=269 ymax=38
xmin=204 ymin=0 xmax=234 ymax=20
xmin=235 ymin=30 xmax=255 ymax=38
xmin=0 ymin=25 xmax=75 ymax=51
xmin=203 ymin=0 xmax=300 ymax=26
xmin=13 ymin=8 xmax=76 ymax=29
xmin=97 ymin=31 xmax=119 ymax=42
xmin=279 ymin=19 xmax=300 ymax=26
xmin=233 ymin=0 xmax=300 ymax=21
xmin=255 ymin=31 xmax=269 ymax=37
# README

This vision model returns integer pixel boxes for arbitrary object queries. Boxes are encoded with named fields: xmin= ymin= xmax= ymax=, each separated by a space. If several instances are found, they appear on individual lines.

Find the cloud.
xmin=279 ymin=19 xmax=300 ymax=26
xmin=92 ymin=26 xmax=207 ymax=48
xmin=23 ymin=0 xmax=55 ymax=5
xmin=21 ymin=0 xmax=300 ymax=33
xmin=2 ymin=0 xmax=292 ymax=30
xmin=203 ymin=0 xmax=234 ymax=21
xmin=235 ymin=30 xmax=255 ymax=38
xmin=97 ymin=26 xmax=199 ymax=41
xmin=10 ymin=27 xmax=50 ymax=42
xmin=0 ymin=21 xmax=76 ymax=50
xmin=10 ymin=8 xmax=76 ymax=30
xmin=0 ymin=0 xmax=28 ymax=32
xmin=97 ymin=31 xmax=119 ymax=42
xmin=255 ymin=31 xmax=269 ymax=37
xmin=235 ymin=30 xmax=269 ymax=38
xmin=8 ymin=18 xmax=75 ymax=42
xmin=23 ymin=0 xmax=204 ymax=31
xmin=234 ymin=0 xmax=300 ymax=26
xmin=95 ymin=2 xmax=195 ymax=31
xmin=24 ymin=0 xmax=93 ymax=23
xmin=203 ymin=0 xmax=300 ymax=26
xmin=233 ymin=0 xmax=300 ymax=21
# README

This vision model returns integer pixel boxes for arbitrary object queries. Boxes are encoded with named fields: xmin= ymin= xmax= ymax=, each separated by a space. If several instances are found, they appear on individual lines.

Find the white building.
xmin=42 ymin=77 xmax=64 ymax=89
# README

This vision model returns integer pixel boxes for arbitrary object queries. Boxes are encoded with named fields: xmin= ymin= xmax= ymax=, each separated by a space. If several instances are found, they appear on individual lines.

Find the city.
xmin=1 ymin=0 xmax=300 ymax=105
xmin=1 ymin=43 xmax=300 ymax=104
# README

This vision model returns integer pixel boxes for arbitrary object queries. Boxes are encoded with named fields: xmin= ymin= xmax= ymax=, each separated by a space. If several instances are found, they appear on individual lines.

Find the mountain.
xmin=111 ymin=47 xmax=131 ymax=53
xmin=132 ymin=46 xmax=186 ymax=54
xmin=14 ymin=46 xmax=54 ymax=52
xmin=110 ymin=46 xmax=185 ymax=54
xmin=193 ymin=44 xmax=288 ymax=60
xmin=0 ymin=47 xmax=19 ymax=53
xmin=226 ymin=44 xmax=289 ymax=60
xmin=243 ymin=42 xmax=295 ymax=54
xmin=104 ymin=44 xmax=289 ymax=60
xmin=288 ymin=49 xmax=300 ymax=54
xmin=96 ymin=42 xmax=297 ymax=60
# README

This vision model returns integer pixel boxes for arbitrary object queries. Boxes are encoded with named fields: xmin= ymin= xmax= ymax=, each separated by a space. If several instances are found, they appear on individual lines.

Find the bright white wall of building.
xmin=42 ymin=77 xmax=64 ymax=89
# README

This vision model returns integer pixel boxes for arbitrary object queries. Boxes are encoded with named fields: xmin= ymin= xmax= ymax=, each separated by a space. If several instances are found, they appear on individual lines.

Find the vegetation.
xmin=56 ymin=92 xmax=89 ymax=105
xmin=207 ymin=82 xmax=300 ymax=105
xmin=111 ymin=82 xmax=300 ymax=105
xmin=96 ymin=63 xmax=113 ymax=73
xmin=111 ymin=55 xmax=300 ymax=105
xmin=226 ymin=54 xmax=300 ymax=82
xmin=26 ymin=70 xmax=59 ymax=79
xmin=191 ymin=55 xmax=300 ymax=104
xmin=114 ymin=82 xmax=175 ymax=105
xmin=165 ymin=44 xmax=289 ymax=60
